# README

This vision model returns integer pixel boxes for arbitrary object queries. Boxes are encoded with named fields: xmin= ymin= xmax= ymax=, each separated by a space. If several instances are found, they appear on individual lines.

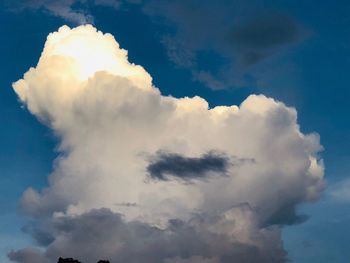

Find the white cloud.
xmin=10 ymin=25 xmax=324 ymax=262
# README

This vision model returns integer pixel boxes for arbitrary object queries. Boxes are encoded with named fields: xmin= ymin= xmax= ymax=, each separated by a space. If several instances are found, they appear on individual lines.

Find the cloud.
xmin=10 ymin=207 xmax=287 ymax=263
xmin=8 ymin=247 xmax=49 ymax=263
xmin=328 ymin=178 xmax=350 ymax=203
xmin=230 ymin=15 xmax=303 ymax=67
xmin=9 ymin=0 xmax=93 ymax=24
xmin=5 ymin=0 xmax=133 ymax=24
xmin=142 ymin=0 xmax=306 ymax=89
xmin=7 ymin=0 xmax=307 ymax=89
xmin=10 ymin=25 xmax=324 ymax=262
xmin=146 ymin=151 xmax=231 ymax=181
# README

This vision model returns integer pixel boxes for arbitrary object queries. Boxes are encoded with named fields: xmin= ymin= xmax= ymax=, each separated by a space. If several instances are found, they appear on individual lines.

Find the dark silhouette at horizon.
xmin=58 ymin=258 xmax=110 ymax=263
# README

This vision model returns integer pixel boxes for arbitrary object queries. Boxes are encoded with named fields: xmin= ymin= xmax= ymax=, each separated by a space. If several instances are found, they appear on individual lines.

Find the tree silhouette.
xmin=57 ymin=258 xmax=110 ymax=263
xmin=58 ymin=258 xmax=81 ymax=263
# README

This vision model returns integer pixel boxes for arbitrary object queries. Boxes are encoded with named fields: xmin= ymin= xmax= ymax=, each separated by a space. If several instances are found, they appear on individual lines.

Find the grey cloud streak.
xmin=146 ymin=151 xmax=233 ymax=181
xmin=230 ymin=14 xmax=303 ymax=67
xmin=6 ymin=0 xmax=93 ymax=24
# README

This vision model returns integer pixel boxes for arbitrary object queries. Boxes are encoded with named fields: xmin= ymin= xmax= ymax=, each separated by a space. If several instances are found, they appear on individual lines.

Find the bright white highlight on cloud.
xmin=10 ymin=25 xmax=324 ymax=263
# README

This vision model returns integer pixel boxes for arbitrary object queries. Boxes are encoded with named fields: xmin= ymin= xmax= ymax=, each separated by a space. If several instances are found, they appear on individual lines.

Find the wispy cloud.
xmin=142 ymin=0 xmax=306 ymax=89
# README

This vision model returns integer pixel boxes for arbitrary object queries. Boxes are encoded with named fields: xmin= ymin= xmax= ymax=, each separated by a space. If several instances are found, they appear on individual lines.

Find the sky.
xmin=0 ymin=0 xmax=350 ymax=262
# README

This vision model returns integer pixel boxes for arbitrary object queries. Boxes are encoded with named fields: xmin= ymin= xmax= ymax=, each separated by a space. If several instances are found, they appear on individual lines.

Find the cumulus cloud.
xmin=10 ymin=25 xmax=324 ymax=262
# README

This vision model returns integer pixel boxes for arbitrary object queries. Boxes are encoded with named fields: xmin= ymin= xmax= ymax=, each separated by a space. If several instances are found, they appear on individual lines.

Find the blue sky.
xmin=1 ymin=1 xmax=350 ymax=262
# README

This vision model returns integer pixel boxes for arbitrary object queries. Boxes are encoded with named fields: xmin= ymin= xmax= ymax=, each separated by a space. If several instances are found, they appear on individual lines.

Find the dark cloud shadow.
xmin=8 ymin=208 xmax=287 ymax=263
xmin=146 ymin=151 xmax=231 ymax=181
xmin=230 ymin=14 xmax=305 ymax=67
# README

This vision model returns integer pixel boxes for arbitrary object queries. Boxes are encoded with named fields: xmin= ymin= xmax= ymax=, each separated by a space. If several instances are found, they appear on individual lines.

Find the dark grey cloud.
xmin=8 ymin=248 xmax=50 ymax=263
xmin=146 ymin=151 xmax=231 ymax=181
xmin=22 ymin=222 xmax=55 ymax=246
xmin=232 ymin=16 xmax=300 ymax=50
xmin=9 ymin=207 xmax=287 ymax=263
xmin=264 ymin=203 xmax=309 ymax=226
xmin=115 ymin=202 xmax=138 ymax=207
xmin=230 ymin=15 xmax=303 ymax=67
xmin=58 ymin=258 xmax=82 ymax=263
xmin=142 ymin=0 xmax=307 ymax=89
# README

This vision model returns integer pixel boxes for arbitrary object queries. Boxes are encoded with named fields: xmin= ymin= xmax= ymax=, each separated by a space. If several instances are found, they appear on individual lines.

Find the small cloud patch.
xmin=146 ymin=151 xmax=232 ymax=181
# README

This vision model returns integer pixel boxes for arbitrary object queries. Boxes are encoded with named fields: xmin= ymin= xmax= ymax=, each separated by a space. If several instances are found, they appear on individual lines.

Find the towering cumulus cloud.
xmin=9 ymin=25 xmax=324 ymax=263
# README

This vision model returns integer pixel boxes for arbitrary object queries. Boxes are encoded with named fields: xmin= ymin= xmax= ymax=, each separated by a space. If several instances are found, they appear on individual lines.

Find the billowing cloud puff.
xmin=10 ymin=25 xmax=324 ymax=262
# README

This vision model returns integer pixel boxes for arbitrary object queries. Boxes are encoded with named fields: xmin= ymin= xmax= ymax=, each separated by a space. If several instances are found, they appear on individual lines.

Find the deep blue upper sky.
xmin=1 ymin=1 xmax=350 ymax=262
